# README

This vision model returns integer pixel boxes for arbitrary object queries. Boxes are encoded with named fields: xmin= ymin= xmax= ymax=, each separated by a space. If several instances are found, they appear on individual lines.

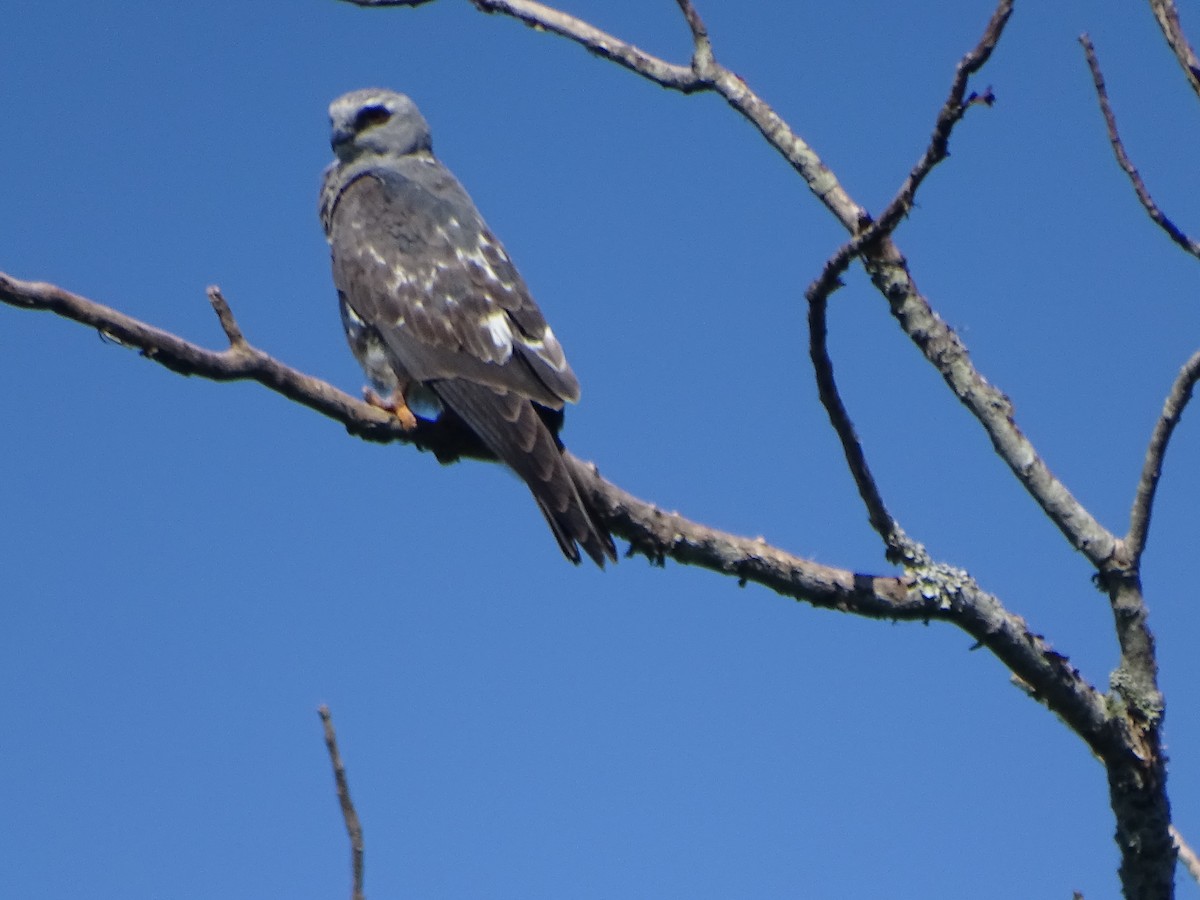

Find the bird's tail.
xmin=432 ymin=379 xmax=617 ymax=567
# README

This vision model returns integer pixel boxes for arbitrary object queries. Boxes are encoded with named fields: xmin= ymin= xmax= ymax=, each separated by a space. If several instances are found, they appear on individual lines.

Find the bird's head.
xmin=328 ymin=88 xmax=433 ymax=163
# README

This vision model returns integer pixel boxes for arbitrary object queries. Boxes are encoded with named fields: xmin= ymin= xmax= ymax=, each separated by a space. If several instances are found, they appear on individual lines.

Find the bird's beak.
xmin=330 ymin=125 xmax=354 ymax=155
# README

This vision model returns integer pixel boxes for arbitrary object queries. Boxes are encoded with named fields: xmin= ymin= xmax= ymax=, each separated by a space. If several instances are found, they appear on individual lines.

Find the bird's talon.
xmin=364 ymin=387 xmax=418 ymax=431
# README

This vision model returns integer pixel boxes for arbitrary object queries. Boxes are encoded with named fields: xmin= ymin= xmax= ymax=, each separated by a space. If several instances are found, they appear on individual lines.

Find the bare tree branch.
xmin=872 ymin=0 xmax=1009 ymax=236
xmin=1148 ymin=0 xmax=1200 ymax=100
xmin=1127 ymin=349 xmax=1200 ymax=562
xmin=0 ymin=272 xmax=495 ymax=459
xmin=0 ymin=269 xmax=904 ymax=609
xmin=472 ymin=0 xmax=702 ymax=91
xmin=800 ymin=1 xmax=1012 ymax=566
xmin=1069 ymin=38 xmax=1199 ymax=884
xmin=207 ymin=286 xmax=247 ymax=347
xmin=1080 ymin=34 xmax=1200 ymax=260
xmin=673 ymin=0 xmax=714 ymax=72
xmin=1 ymin=268 xmax=1123 ymax=767
xmin=319 ymin=705 xmax=365 ymax=900
xmin=569 ymin=447 xmax=1120 ymax=760
xmin=805 ymin=284 xmax=911 ymax=560
xmin=865 ymin=253 xmax=1120 ymax=571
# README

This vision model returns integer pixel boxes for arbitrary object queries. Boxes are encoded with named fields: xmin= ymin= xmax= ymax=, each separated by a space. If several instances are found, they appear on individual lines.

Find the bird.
xmin=319 ymin=88 xmax=616 ymax=566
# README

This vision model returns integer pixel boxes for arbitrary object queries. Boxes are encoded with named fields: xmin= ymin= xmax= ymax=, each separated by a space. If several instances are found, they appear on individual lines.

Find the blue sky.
xmin=3 ymin=1 xmax=1199 ymax=897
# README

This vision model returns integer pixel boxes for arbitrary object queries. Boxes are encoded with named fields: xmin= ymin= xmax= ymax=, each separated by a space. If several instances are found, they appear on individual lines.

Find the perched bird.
xmin=320 ymin=88 xmax=616 ymax=566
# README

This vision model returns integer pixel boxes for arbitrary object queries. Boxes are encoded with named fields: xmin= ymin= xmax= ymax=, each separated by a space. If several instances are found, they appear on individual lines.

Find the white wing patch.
xmin=483 ymin=309 xmax=514 ymax=355
xmin=455 ymin=239 xmax=514 ymax=290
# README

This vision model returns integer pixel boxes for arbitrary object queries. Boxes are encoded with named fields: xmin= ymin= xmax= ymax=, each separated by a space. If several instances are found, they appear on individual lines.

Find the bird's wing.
xmin=433 ymin=378 xmax=616 ymax=566
xmin=328 ymin=162 xmax=580 ymax=408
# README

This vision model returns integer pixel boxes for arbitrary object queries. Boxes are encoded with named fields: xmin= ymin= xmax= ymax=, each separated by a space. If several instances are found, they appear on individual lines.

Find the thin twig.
xmin=1080 ymin=34 xmax=1200 ymax=259
xmin=319 ymin=706 xmax=365 ymax=900
xmin=872 ymin=0 xmax=1011 ymax=235
xmin=674 ymin=0 xmax=714 ymax=74
xmin=0 ymin=272 xmax=489 ymax=455
xmin=1148 ymin=0 xmax=1200 ymax=100
xmin=1127 ymin=349 xmax=1200 ymax=561
xmin=206 ymin=286 xmax=246 ymax=347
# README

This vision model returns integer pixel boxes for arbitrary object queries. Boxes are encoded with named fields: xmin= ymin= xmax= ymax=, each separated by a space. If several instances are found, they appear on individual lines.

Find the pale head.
xmin=328 ymin=88 xmax=432 ymax=163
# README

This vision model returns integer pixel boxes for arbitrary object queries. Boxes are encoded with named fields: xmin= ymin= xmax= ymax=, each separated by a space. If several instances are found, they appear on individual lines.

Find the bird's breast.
xmin=339 ymin=295 xmax=401 ymax=395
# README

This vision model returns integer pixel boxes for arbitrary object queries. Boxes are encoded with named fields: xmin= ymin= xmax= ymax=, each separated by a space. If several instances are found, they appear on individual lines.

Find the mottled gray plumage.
xmin=320 ymin=88 xmax=615 ymax=566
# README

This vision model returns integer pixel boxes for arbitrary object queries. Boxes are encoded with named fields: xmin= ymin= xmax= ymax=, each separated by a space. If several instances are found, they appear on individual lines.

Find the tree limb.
xmin=1 ymin=268 xmax=1119 ymax=763
xmin=1148 ymin=0 xmax=1200 ymax=101
xmin=1080 ymin=34 xmax=1200 ymax=260
xmin=469 ymin=0 xmax=703 ymax=92
xmin=1127 ymin=350 xmax=1200 ymax=562
xmin=800 ymin=1 xmax=1011 ymax=565
xmin=806 ymin=283 xmax=910 ymax=560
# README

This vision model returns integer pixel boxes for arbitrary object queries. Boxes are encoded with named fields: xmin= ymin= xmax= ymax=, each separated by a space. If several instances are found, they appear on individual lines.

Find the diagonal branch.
xmin=806 ymin=274 xmax=911 ymax=561
xmin=1127 ymin=349 xmax=1200 ymax=562
xmin=674 ymin=0 xmax=714 ymax=72
xmin=1 ymin=268 xmax=1119 ymax=764
xmin=1080 ymin=34 xmax=1200 ymax=259
xmin=845 ymin=2 xmax=1118 ymax=573
xmin=319 ymin=706 xmax=365 ymax=900
xmin=864 ymin=246 xmax=1119 ymax=570
xmin=871 ymin=0 xmax=1009 ymax=236
xmin=0 ymin=271 xmax=491 ymax=459
xmin=471 ymin=0 xmax=703 ymax=91
xmin=799 ymin=0 xmax=1009 ymax=566
xmin=1148 ymin=0 xmax=1200 ymax=100
xmin=0 ymin=268 xmax=910 ymax=614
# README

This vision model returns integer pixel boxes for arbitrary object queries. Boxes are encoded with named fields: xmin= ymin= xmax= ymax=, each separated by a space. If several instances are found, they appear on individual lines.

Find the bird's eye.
xmin=353 ymin=105 xmax=392 ymax=131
